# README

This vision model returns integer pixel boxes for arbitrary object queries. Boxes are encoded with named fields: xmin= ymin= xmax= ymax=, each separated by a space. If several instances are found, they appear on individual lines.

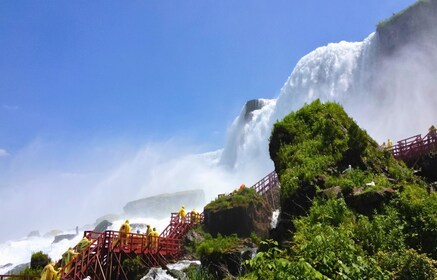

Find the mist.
xmin=2 ymin=17 xmax=437 ymax=247
xmin=0 ymin=134 xmax=270 ymax=243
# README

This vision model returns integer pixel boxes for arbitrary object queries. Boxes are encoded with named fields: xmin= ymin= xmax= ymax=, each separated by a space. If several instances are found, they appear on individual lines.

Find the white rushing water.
xmin=2 ymin=25 xmax=437 ymax=273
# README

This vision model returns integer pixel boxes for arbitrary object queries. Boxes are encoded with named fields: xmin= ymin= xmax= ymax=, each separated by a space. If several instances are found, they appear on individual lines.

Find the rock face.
xmin=201 ymin=239 xmax=256 ymax=279
xmin=43 ymin=229 xmax=63 ymax=238
xmin=243 ymin=99 xmax=270 ymax=121
xmin=376 ymin=0 xmax=437 ymax=56
xmin=27 ymin=230 xmax=40 ymax=238
xmin=123 ymin=189 xmax=205 ymax=218
xmin=93 ymin=220 xmax=113 ymax=232
xmin=52 ymin=234 xmax=76 ymax=244
xmin=345 ymin=188 xmax=396 ymax=215
xmin=204 ymin=199 xmax=271 ymax=239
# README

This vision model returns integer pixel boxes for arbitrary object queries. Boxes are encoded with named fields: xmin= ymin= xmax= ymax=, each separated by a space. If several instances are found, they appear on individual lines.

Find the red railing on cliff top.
xmin=388 ymin=130 xmax=437 ymax=161
xmin=252 ymin=171 xmax=280 ymax=195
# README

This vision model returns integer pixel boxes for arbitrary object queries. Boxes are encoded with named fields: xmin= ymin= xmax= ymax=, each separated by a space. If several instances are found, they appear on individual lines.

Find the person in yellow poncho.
xmin=144 ymin=224 xmax=152 ymax=247
xmin=61 ymin=247 xmax=79 ymax=274
xmin=76 ymin=236 xmax=92 ymax=253
xmin=119 ymin=219 xmax=131 ymax=246
xmin=191 ymin=209 xmax=200 ymax=223
xmin=179 ymin=206 xmax=186 ymax=222
xmin=40 ymin=261 xmax=60 ymax=280
xmin=150 ymin=227 xmax=159 ymax=249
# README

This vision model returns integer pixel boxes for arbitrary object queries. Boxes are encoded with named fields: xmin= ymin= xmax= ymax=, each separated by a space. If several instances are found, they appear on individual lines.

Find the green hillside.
xmin=240 ymin=100 xmax=437 ymax=279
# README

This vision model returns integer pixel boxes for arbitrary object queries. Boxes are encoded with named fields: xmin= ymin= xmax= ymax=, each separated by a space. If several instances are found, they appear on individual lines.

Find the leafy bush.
xmin=354 ymin=207 xmax=406 ymax=255
xmin=243 ymin=240 xmax=324 ymax=280
xmin=204 ymin=187 xmax=263 ymax=212
xmin=30 ymin=251 xmax=50 ymax=270
xmin=122 ymin=256 xmax=147 ymax=280
xmin=399 ymin=185 xmax=437 ymax=258
xmin=377 ymin=249 xmax=437 ymax=279
xmin=183 ymin=264 xmax=215 ymax=280
xmin=196 ymin=233 xmax=241 ymax=257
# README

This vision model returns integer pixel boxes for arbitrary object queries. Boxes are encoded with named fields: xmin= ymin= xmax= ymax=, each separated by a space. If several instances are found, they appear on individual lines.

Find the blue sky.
xmin=0 ymin=0 xmax=415 ymax=165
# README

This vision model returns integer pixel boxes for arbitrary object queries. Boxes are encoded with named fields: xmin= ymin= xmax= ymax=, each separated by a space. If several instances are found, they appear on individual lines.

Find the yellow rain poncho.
xmin=61 ymin=247 xmax=79 ymax=274
xmin=191 ymin=209 xmax=200 ymax=223
xmin=179 ymin=206 xmax=186 ymax=221
xmin=151 ymin=228 xmax=159 ymax=248
xmin=40 ymin=262 xmax=59 ymax=280
xmin=76 ymin=237 xmax=92 ymax=253
xmin=119 ymin=220 xmax=131 ymax=245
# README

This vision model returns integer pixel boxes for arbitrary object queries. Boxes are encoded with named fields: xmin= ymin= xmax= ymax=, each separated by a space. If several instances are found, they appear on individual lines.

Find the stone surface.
xmin=346 ymin=188 xmax=396 ymax=215
xmin=27 ymin=230 xmax=40 ymax=238
xmin=204 ymin=199 xmax=271 ymax=239
xmin=123 ymin=189 xmax=205 ymax=219
xmin=53 ymin=233 xmax=76 ymax=244
xmin=93 ymin=220 xmax=113 ymax=232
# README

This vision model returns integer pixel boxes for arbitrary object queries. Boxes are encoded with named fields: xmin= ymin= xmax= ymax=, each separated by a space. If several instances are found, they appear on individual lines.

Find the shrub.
xmin=30 ymin=251 xmax=50 ymax=270
xmin=196 ymin=234 xmax=240 ymax=257
xmin=204 ymin=187 xmax=263 ymax=212
xmin=122 ymin=256 xmax=147 ymax=280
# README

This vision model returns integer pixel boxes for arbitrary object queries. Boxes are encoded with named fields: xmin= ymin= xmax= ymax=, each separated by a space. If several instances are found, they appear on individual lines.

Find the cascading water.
xmin=219 ymin=34 xmax=376 ymax=170
xmin=3 ymin=8 xmax=437 ymax=274
xmin=220 ymin=28 xmax=437 ymax=170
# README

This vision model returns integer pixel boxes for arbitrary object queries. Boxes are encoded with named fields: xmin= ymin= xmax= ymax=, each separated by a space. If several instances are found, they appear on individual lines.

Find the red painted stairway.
xmin=57 ymin=171 xmax=279 ymax=280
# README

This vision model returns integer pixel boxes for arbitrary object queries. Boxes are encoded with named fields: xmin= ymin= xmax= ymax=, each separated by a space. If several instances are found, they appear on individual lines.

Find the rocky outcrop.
xmin=93 ymin=220 xmax=113 ymax=232
xmin=345 ymin=188 xmax=396 ymax=215
xmin=201 ymin=239 xmax=256 ymax=279
xmin=27 ymin=230 xmax=40 ymax=238
xmin=95 ymin=214 xmax=119 ymax=225
xmin=204 ymin=199 xmax=271 ymax=239
xmin=413 ymin=152 xmax=437 ymax=182
xmin=123 ymin=189 xmax=205 ymax=219
xmin=243 ymin=99 xmax=270 ymax=121
xmin=52 ymin=234 xmax=76 ymax=244
xmin=43 ymin=229 xmax=63 ymax=238
xmin=376 ymin=0 xmax=437 ymax=55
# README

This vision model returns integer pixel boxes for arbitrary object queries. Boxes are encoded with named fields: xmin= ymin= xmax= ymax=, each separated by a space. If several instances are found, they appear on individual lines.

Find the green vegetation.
xmin=204 ymin=187 xmax=264 ymax=212
xmin=30 ymin=251 xmax=50 ymax=270
xmin=196 ymin=233 xmax=241 ymax=257
xmin=238 ymin=100 xmax=437 ymax=279
xmin=122 ymin=256 xmax=148 ymax=280
xmin=8 ymin=251 xmax=48 ymax=279
xmin=243 ymin=198 xmax=437 ymax=279
xmin=183 ymin=264 xmax=215 ymax=280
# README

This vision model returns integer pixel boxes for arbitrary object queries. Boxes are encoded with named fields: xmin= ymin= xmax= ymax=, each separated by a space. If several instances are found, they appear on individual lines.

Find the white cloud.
xmin=0 ymin=149 xmax=9 ymax=157
xmin=2 ymin=105 xmax=19 ymax=110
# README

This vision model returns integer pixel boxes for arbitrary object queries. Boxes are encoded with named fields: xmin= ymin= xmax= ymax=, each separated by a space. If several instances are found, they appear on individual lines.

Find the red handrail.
xmin=388 ymin=130 xmax=437 ymax=161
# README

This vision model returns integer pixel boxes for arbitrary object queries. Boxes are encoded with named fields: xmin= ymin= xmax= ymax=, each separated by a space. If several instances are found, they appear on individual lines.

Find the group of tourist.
xmin=40 ymin=236 xmax=92 ymax=280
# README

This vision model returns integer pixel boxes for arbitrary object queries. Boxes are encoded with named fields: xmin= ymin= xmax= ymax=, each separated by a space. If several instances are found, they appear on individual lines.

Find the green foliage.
xmin=196 ymin=233 xmax=241 ymax=257
xmin=183 ymin=264 xmax=215 ymax=280
xmin=122 ymin=256 xmax=147 ymax=280
xmin=30 ymin=251 xmax=50 ymax=270
xmin=249 ymin=232 xmax=261 ymax=246
xmin=269 ymin=100 xmax=379 ymax=204
xmin=264 ymin=100 xmax=437 ymax=278
xmin=8 ymin=266 xmax=41 ymax=280
xmin=377 ymin=249 xmax=437 ymax=279
xmin=205 ymin=187 xmax=263 ymax=212
xmin=398 ymin=185 xmax=437 ymax=258
xmin=303 ymin=198 xmax=354 ymax=227
xmin=355 ymin=207 xmax=406 ymax=255
xmin=243 ymin=240 xmax=325 ymax=280
xmin=292 ymin=214 xmax=387 ymax=279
